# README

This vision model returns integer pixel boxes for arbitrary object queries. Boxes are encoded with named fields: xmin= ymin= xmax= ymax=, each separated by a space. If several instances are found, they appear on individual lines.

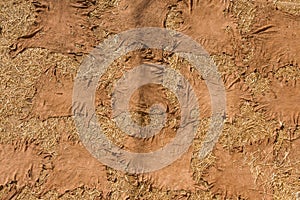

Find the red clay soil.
xmin=204 ymin=139 xmax=274 ymax=199
xmin=1 ymin=0 xmax=300 ymax=199
xmin=10 ymin=0 xmax=97 ymax=57
xmin=31 ymin=66 xmax=73 ymax=120
xmin=248 ymin=1 xmax=300 ymax=74
xmin=142 ymin=147 xmax=199 ymax=191
xmin=0 ymin=143 xmax=43 ymax=187
xmin=42 ymin=142 xmax=109 ymax=196
xmin=255 ymin=79 xmax=300 ymax=128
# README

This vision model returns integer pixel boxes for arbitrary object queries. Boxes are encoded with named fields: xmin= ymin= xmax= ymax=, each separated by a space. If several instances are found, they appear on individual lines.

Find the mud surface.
xmin=0 ymin=0 xmax=300 ymax=199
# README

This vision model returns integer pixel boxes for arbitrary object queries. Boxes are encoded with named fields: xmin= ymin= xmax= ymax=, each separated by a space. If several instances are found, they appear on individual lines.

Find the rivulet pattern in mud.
xmin=1 ymin=0 xmax=299 ymax=199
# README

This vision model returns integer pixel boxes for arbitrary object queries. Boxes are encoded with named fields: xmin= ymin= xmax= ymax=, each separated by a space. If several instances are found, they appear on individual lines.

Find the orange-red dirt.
xmin=1 ymin=0 xmax=299 ymax=199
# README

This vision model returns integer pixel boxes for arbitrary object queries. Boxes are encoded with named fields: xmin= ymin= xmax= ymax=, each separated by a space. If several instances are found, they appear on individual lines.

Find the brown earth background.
xmin=0 ymin=0 xmax=300 ymax=199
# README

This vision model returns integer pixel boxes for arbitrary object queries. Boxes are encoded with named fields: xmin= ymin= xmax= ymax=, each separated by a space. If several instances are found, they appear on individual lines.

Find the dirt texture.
xmin=10 ymin=0 xmax=98 ymax=57
xmin=0 ymin=143 xmax=43 ymax=187
xmin=31 ymin=66 xmax=73 ymax=120
xmin=0 ymin=0 xmax=300 ymax=199
xmin=204 ymin=139 xmax=274 ymax=199
xmin=42 ymin=142 xmax=109 ymax=195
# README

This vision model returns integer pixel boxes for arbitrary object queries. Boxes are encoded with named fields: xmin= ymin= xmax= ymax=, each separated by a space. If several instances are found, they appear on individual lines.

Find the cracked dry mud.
xmin=0 ymin=0 xmax=300 ymax=199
